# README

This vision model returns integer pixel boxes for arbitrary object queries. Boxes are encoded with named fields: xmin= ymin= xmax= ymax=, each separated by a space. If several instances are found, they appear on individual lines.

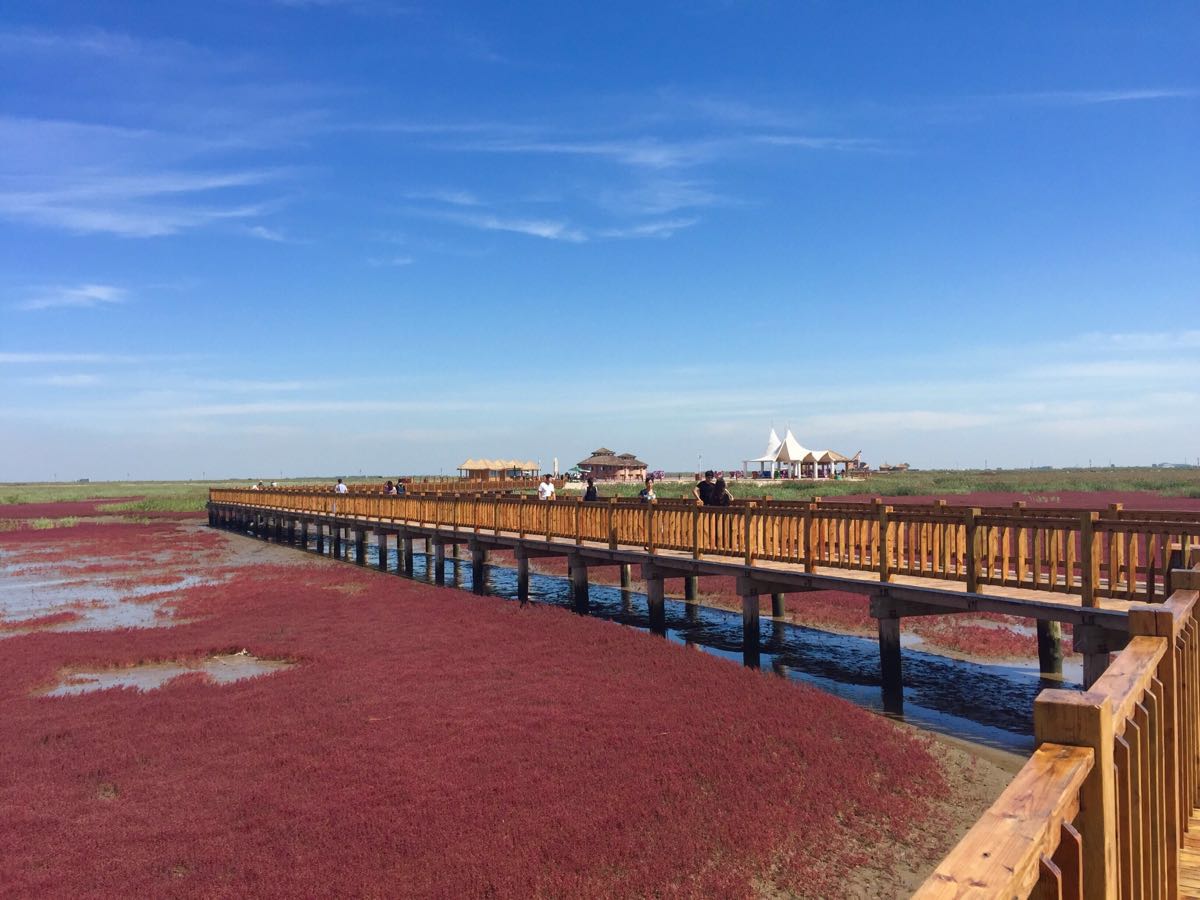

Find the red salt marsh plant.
xmin=0 ymin=522 xmax=963 ymax=898
xmin=0 ymin=611 xmax=82 ymax=632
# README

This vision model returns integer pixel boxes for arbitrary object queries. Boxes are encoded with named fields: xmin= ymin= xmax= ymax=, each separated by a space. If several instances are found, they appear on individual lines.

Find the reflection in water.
xmin=298 ymin=535 xmax=1075 ymax=755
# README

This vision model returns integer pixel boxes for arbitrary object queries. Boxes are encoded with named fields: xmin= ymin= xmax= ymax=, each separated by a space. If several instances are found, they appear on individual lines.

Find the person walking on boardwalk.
xmin=537 ymin=474 xmax=556 ymax=501
xmin=693 ymin=470 xmax=718 ymax=506
xmin=583 ymin=477 xmax=599 ymax=502
xmin=384 ymin=480 xmax=397 ymax=496
xmin=335 ymin=478 xmax=349 ymax=494
xmin=639 ymin=477 xmax=657 ymax=503
xmin=712 ymin=476 xmax=732 ymax=507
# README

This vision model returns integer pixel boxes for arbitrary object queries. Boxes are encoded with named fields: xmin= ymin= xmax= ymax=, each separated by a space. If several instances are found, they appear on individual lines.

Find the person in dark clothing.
xmin=583 ymin=477 xmax=599 ymax=501
xmin=693 ymin=470 xmax=718 ymax=505
xmin=712 ymin=476 xmax=732 ymax=507
xmin=638 ymin=477 xmax=657 ymax=503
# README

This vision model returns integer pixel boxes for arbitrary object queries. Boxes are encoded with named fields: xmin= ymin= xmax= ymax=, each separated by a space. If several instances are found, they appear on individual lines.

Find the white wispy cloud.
xmin=426 ymin=209 xmax=587 ymax=242
xmin=0 ymin=159 xmax=284 ymax=237
xmin=245 ymin=224 xmax=288 ymax=241
xmin=0 ymin=352 xmax=145 ymax=364
xmin=16 ymin=283 xmax=127 ymax=311
xmin=597 ymin=218 xmax=699 ymax=239
xmin=20 ymin=373 xmax=103 ymax=387
xmin=367 ymin=255 xmax=415 ymax=267
xmin=1005 ymin=88 xmax=1198 ymax=105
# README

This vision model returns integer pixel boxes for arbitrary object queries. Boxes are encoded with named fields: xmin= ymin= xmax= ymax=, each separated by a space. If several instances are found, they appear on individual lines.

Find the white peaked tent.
xmin=743 ymin=428 xmax=783 ymax=476
xmin=742 ymin=428 xmax=852 ymax=479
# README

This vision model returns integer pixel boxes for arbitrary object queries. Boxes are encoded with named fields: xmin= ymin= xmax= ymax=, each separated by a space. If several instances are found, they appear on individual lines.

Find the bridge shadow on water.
xmin=335 ymin=540 xmax=1073 ymax=756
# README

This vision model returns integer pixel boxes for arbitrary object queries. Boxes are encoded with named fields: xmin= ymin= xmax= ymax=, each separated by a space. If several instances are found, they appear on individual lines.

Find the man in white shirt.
xmin=334 ymin=478 xmax=349 ymax=494
xmin=537 ymin=475 xmax=555 ymax=501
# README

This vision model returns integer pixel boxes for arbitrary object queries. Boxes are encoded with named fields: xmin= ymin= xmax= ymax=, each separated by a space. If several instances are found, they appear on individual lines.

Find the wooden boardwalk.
xmin=208 ymin=487 xmax=1200 ymax=897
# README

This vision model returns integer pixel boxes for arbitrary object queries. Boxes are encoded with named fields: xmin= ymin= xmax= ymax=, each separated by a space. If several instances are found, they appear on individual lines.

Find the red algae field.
xmin=0 ymin=503 xmax=1007 ymax=898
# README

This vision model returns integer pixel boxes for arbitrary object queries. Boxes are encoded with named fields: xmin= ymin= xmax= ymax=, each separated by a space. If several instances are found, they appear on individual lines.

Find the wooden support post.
xmin=287 ymin=519 xmax=296 ymax=545
xmin=1073 ymin=624 xmax=1124 ymax=689
xmin=354 ymin=529 xmax=367 ymax=565
xmin=451 ymin=541 xmax=459 ymax=559
xmin=744 ymin=502 xmax=756 ymax=566
xmin=1034 ymin=691 xmax=1118 ymax=900
xmin=569 ymin=554 xmax=589 ymax=611
xmin=741 ymin=588 xmax=760 ymax=669
xmin=645 ymin=569 xmax=666 ymax=635
xmin=964 ymin=507 xmax=980 ymax=593
xmin=315 ymin=523 xmax=325 ymax=555
xmin=433 ymin=539 xmax=445 ymax=585
xmin=1037 ymin=619 xmax=1064 ymax=675
xmin=377 ymin=531 xmax=388 ymax=572
xmin=332 ymin=526 xmax=343 ymax=559
xmin=402 ymin=534 xmax=414 ymax=574
xmin=878 ymin=504 xmax=893 ymax=583
xmin=620 ymin=564 xmax=632 ymax=588
xmin=274 ymin=516 xmax=283 ymax=542
xmin=804 ymin=503 xmax=817 ymax=573
xmin=516 ymin=555 xmax=530 ymax=601
xmin=1080 ymin=511 xmax=1099 ymax=607
xmin=684 ymin=575 xmax=698 ymax=603
xmin=877 ymin=614 xmax=903 ymax=711
xmin=771 ymin=592 xmax=785 ymax=618
xmin=471 ymin=543 xmax=486 ymax=595
xmin=607 ymin=498 xmax=618 ymax=550
xmin=300 ymin=520 xmax=308 ymax=550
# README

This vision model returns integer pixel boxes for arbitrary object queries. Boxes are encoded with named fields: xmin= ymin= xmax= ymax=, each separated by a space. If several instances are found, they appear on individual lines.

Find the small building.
xmin=577 ymin=448 xmax=648 ymax=482
xmin=457 ymin=458 xmax=540 ymax=480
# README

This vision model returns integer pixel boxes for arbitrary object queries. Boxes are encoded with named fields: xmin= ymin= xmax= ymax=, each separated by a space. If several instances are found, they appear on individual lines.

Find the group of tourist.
xmin=565 ymin=470 xmax=735 ymax=505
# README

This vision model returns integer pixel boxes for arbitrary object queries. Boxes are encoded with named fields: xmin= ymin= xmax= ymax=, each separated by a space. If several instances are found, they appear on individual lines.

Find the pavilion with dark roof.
xmin=576 ymin=448 xmax=648 ymax=482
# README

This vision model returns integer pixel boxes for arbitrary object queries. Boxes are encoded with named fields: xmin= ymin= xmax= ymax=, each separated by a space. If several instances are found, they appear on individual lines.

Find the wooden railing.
xmin=916 ymin=563 xmax=1200 ymax=899
xmin=208 ymin=489 xmax=1200 ymax=605
xmin=258 ymin=477 xmax=556 ymax=496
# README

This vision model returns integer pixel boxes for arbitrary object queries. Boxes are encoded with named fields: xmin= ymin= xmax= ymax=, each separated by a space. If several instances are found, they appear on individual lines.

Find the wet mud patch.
xmin=38 ymin=652 xmax=295 ymax=697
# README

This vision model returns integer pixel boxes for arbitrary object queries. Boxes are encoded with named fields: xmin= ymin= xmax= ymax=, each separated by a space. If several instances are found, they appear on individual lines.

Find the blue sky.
xmin=1 ymin=2 xmax=1197 ymax=480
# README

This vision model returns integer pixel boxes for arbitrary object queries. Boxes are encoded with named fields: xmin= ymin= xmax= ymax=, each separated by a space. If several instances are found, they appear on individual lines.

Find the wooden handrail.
xmin=916 ymin=743 xmax=1094 ymax=898
xmin=917 ymin=562 xmax=1200 ymax=899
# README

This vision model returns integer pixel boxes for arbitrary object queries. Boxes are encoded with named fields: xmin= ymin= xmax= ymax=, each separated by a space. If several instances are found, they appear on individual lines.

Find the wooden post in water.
xmin=354 ymin=529 xmax=367 ymax=566
xmin=875 ymin=607 xmax=903 ymax=712
xmin=433 ymin=539 xmax=446 ymax=585
xmin=1074 ymin=624 xmax=1117 ymax=689
xmin=401 ymin=533 xmax=414 ymax=575
xmin=332 ymin=526 xmax=343 ymax=560
xmin=644 ymin=566 xmax=666 ymax=635
xmin=315 ymin=523 xmax=325 ymax=555
xmin=684 ymin=575 xmax=698 ymax=603
xmin=471 ymin=542 xmax=486 ymax=595
xmin=516 ymin=552 xmax=530 ymax=601
xmin=377 ymin=531 xmax=388 ymax=572
xmin=737 ymin=576 xmax=760 ymax=669
xmin=569 ymin=554 xmax=589 ymax=611
xmin=620 ymin=564 xmax=632 ymax=588
xmin=1037 ymin=620 xmax=1064 ymax=675
xmin=286 ymin=518 xmax=296 ymax=545
xmin=300 ymin=520 xmax=309 ymax=550
xmin=771 ymin=592 xmax=785 ymax=618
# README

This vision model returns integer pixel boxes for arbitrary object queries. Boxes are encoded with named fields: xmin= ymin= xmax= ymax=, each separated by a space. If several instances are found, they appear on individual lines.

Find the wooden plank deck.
xmin=1178 ymin=810 xmax=1200 ymax=898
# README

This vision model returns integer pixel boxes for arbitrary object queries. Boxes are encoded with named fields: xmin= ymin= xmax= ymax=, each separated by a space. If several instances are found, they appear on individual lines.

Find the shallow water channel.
xmin=312 ymin=535 xmax=1075 ymax=756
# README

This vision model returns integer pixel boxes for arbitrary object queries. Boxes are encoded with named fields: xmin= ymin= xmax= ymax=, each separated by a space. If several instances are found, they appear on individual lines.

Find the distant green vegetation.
xmin=565 ymin=467 xmax=1200 ymax=501
xmin=3 ymin=468 xmax=1198 ymax=515
xmin=31 ymin=517 xmax=78 ymax=529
